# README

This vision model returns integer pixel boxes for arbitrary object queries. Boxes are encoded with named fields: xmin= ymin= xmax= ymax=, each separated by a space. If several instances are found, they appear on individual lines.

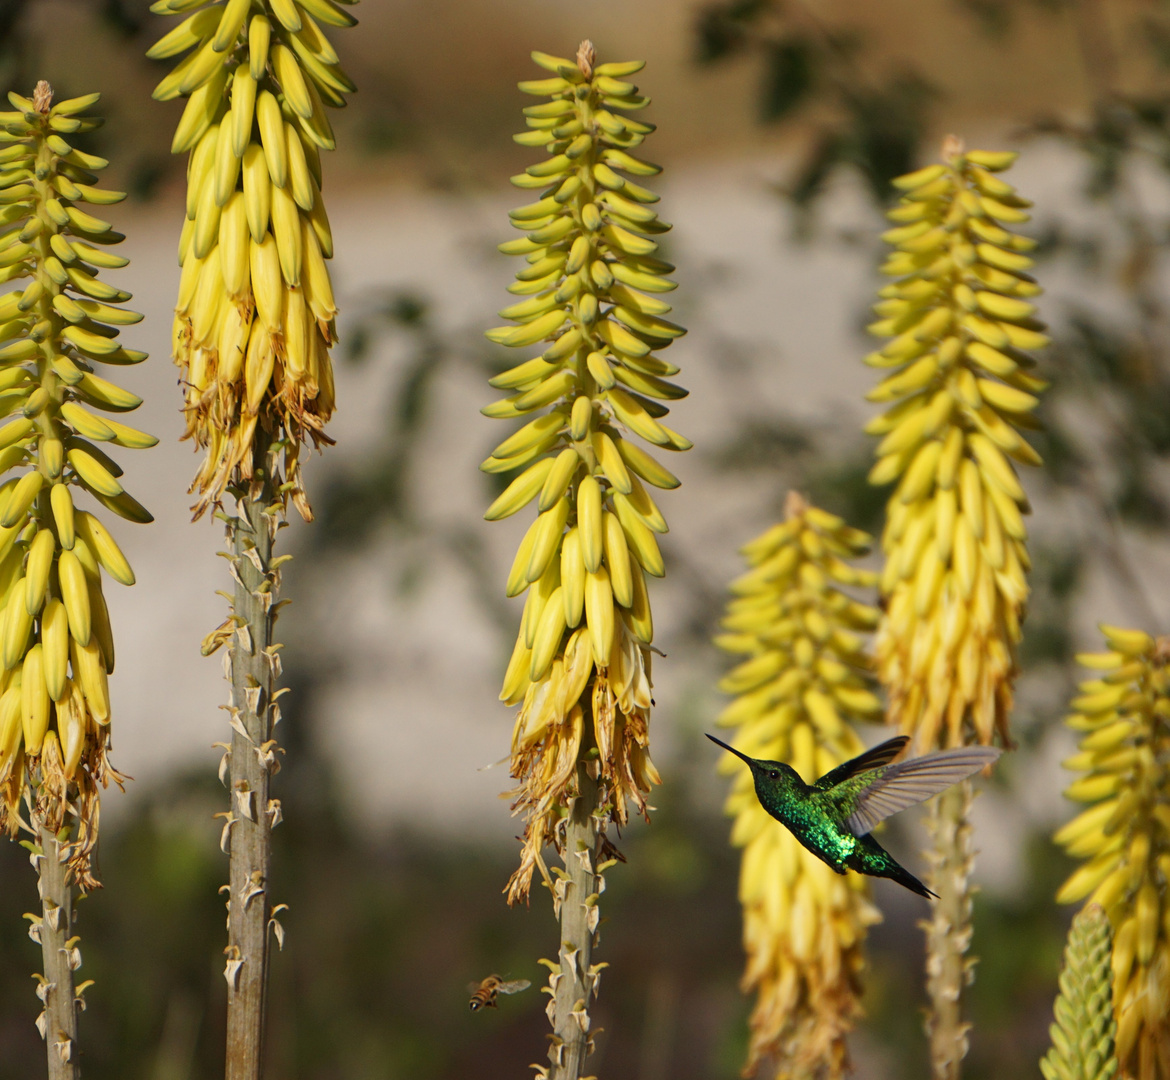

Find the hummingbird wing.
xmin=841 ymin=746 xmax=1002 ymax=836
xmin=813 ymin=736 xmax=910 ymax=791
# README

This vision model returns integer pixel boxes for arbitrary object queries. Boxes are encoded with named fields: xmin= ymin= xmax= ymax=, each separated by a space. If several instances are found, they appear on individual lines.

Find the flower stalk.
xmin=922 ymin=781 xmax=975 ymax=1080
xmin=483 ymin=42 xmax=687 ymax=1078
xmin=714 ymin=492 xmax=883 ymax=1080
xmin=34 ymin=826 xmax=82 ymax=1080
xmin=544 ymin=760 xmax=605 ymax=1080
xmin=864 ymin=139 xmax=1048 ymax=1080
xmin=0 ymin=79 xmax=154 ymax=1078
xmin=220 ymin=454 xmax=284 ymax=1080
xmin=1055 ymin=627 xmax=1170 ymax=1080
xmin=148 ymin=0 xmax=355 ymax=1074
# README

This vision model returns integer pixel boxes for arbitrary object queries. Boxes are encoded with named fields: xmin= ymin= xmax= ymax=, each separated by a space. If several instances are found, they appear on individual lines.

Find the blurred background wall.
xmin=2 ymin=1 xmax=1169 ymax=1078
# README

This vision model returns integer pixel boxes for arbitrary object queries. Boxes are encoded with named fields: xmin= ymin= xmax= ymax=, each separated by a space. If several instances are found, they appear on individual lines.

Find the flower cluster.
xmin=0 ymin=83 xmax=154 ymax=885
xmin=715 ymin=493 xmax=883 ymax=1079
xmin=483 ymin=43 xmax=688 ymax=902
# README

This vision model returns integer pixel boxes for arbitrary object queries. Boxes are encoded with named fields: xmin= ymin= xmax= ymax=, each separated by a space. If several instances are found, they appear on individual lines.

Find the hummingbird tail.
xmin=849 ymin=833 xmax=938 ymax=899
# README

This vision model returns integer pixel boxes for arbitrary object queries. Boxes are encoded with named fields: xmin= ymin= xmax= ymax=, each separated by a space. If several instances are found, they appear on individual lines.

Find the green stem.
xmin=924 ymin=781 xmax=975 ymax=1080
xmin=34 ymin=823 xmax=81 ymax=1080
xmin=223 ymin=452 xmax=283 ymax=1080
xmin=547 ymin=756 xmax=604 ymax=1080
xmin=25 ymin=86 xmax=81 ymax=1080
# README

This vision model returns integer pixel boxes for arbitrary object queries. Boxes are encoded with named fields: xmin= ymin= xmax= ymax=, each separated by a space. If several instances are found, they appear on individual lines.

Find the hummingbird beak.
xmin=705 ymin=733 xmax=755 ymax=767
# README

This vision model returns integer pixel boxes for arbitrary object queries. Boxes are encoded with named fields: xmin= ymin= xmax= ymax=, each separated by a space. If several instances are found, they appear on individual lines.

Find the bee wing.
xmin=845 ymin=746 xmax=1002 ymax=836
xmin=497 ymin=979 xmax=531 ymax=995
xmin=467 ymin=982 xmax=484 ymax=995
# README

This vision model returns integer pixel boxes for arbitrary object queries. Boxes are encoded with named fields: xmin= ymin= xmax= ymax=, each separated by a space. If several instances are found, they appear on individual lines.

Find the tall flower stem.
xmin=222 ymin=455 xmax=282 ymax=1080
xmin=862 ymin=142 xmax=1049 ymax=1080
xmin=148 ymin=3 xmax=355 ymax=1074
xmin=0 ymin=80 xmax=154 ymax=1078
xmin=483 ymin=42 xmax=687 ymax=1077
xmin=923 ymin=781 xmax=974 ymax=1080
xmin=548 ymin=756 xmax=603 ymax=1080
xmin=34 ymin=824 xmax=81 ymax=1080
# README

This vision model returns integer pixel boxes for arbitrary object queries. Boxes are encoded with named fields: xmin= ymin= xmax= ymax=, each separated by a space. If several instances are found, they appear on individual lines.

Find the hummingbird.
xmin=707 ymin=733 xmax=1001 ymax=898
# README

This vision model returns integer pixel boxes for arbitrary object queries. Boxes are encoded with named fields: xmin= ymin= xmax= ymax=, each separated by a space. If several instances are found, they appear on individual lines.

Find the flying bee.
xmin=468 ymin=974 xmax=531 ymax=1011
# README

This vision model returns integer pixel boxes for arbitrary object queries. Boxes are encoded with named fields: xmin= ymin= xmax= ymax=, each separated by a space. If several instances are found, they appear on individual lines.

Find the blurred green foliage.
xmin=694 ymin=0 xmax=935 ymax=210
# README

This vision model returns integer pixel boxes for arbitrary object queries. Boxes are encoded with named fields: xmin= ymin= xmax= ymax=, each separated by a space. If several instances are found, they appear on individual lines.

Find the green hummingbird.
xmin=707 ymin=733 xmax=1001 ymax=898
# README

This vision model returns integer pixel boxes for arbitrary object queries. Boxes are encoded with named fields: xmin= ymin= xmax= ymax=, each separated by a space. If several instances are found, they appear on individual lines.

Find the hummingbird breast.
xmin=759 ymin=787 xmax=858 ymax=872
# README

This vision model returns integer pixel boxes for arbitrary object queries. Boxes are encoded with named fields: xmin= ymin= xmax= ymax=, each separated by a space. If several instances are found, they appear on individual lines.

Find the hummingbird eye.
xmin=768 ymin=770 xmax=779 ymax=780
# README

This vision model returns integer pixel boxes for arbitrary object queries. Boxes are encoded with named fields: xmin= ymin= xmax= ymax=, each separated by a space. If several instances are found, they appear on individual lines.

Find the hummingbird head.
xmin=705 ymin=734 xmax=802 ymax=794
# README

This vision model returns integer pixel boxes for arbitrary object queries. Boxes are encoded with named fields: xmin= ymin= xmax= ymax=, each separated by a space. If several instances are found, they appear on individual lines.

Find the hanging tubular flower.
xmin=714 ymin=492 xmax=883 ymax=1080
xmin=865 ymin=139 xmax=1048 ymax=751
xmin=484 ymin=42 xmax=689 ymax=903
xmin=0 ymin=82 xmax=155 ymax=887
xmin=1041 ymin=903 xmax=1119 ymax=1080
xmin=1055 ymin=627 xmax=1170 ymax=1080
xmin=148 ymin=0 xmax=356 ymax=519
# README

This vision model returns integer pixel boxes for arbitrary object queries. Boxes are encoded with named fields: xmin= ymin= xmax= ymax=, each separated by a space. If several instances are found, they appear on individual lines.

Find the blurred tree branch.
xmin=694 ymin=0 xmax=936 ymax=214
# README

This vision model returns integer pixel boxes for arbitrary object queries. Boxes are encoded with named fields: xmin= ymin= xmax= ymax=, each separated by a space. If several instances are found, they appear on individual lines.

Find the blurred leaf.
xmin=1113 ymin=454 xmax=1169 ymax=525
xmin=1058 ymin=311 xmax=1129 ymax=385
xmin=693 ymin=4 xmax=936 ymax=211
xmin=955 ymin=0 xmax=1071 ymax=39
xmin=788 ymin=131 xmax=844 ymax=222
xmin=345 ymin=323 xmax=373 ymax=365
xmin=128 ymin=156 xmax=167 ymax=202
xmin=806 ymin=450 xmax=890 ymax=537
xmin=955 ymin=0 xmax=1013 ymax=38
xmin=0 ymin=0 xmax=32 ymax=100
xmin=314 ymin=292 xmax=442 ymax=542
xmin=845 ymin=71 xmax=937 ymax=204
xmin=98 ymin=0 xmax=146 ymax=36
xmin=0 ymin=0 xmax=28 ymax=49
xmin=389 ymin=294 xmax=429 ymax=328
xmin=1018 ymin=546 xmax=1081 ymax=665
xmin=364 ymin=114 xmax=407 ymax=155
xmin=1032 ymin=421 xmax=1083 ymax=488
xmin=707 ymin=417 xmax=814 ymax=471
xmin=759 ymin=38 xmax=814 ymax=122
xmin=1142 ymin=15 xmax=1170 ymax=70
xmin=694 ymin=0 xmax=773 ymax=63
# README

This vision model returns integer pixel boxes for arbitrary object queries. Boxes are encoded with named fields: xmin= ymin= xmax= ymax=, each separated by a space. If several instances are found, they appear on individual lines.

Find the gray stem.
xmin=923 ymin=781 xmax=975 ymax=1080
xmin=36 ymin=825 xmax=81 ymax=1080
xmin=223 ymin=467 xmax=283 ymax=1080
xmin=547 ymin=762 xmax=605 ymax=1080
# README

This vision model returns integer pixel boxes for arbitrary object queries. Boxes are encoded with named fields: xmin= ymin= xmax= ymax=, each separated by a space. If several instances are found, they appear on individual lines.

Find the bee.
xmin=468 ymin=974 xmax=531 ymax=1011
